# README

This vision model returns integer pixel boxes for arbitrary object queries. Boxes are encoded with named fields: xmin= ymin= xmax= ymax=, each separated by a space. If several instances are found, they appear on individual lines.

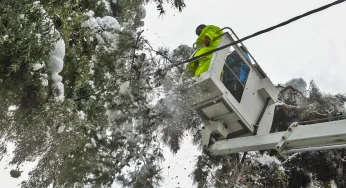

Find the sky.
xmin=143 ymin=0 xmax=346 ymax=95
xmin=158 ymin=133 xmax=200 ymax=188
xmin=1 ymin=0 xmax=346 ymax=187
xmin=0 ymin=143 xmax=38 ymax=188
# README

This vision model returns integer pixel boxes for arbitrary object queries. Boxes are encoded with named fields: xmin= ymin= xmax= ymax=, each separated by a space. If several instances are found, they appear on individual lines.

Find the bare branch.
xmin=144 ymin=40 xmax=174 ymax=63
xmin=278 ymin=85 xmax=306 ymax=99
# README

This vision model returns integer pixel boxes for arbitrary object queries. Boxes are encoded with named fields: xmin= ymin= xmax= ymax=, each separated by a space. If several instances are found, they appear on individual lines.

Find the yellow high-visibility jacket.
xmin=186 ymin=25 xmax=224 ymax=76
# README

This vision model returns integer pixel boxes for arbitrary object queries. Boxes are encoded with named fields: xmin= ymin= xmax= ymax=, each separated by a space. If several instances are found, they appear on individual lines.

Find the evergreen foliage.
xmin=0 ymin=0 xmax=186 ymax=187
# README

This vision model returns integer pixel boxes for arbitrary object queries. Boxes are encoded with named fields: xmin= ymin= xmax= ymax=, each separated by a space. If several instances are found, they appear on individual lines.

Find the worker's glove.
xmin=204 ymin=37 xmax=211 ymax=47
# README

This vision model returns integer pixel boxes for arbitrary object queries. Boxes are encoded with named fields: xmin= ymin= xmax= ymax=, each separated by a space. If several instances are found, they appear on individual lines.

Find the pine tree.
xmin=0 ymin=0 xmax=187 ymax=187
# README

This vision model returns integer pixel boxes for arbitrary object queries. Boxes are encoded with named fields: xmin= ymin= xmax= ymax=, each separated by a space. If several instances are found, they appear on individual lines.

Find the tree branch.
xmin=278 ymin=85 xmax=306 ymax=99
xmin=144 ymin=40 xmax=173 ymax=63
xmin=132 ymin=30 xmax=144 ymax=80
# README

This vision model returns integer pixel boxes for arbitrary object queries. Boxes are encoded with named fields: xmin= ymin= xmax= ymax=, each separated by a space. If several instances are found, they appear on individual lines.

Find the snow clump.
xmin=32 ymin=62 xmax=45 ymax=71
xmin=255 ymin=154 xmax=281 ymax=166
xmin=119 ymin=81 xmax=130 ymax=96
xmin=49 ymin=38 xmax=66 ymax=101
xmin=77 ymin=111 xmax=86 ymax=120
xmin=57 ymin=125 xmax=66 ymax=134
xmin=82 ymin=10 xmax=120 ymax=51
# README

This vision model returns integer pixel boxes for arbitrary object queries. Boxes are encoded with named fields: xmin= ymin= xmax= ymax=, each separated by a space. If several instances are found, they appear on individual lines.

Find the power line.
xmin=171 ymin=0 xmax=346 ymax=67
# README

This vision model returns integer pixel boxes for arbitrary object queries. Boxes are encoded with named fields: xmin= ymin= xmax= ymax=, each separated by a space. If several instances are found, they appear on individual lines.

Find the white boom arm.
xmin=208 ymin=119 xmax=346 ymax=156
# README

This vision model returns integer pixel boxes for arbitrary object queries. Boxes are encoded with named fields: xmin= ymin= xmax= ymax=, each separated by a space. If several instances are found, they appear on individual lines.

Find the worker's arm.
xmin=204 ymin=26 xmax=222 ymax=46
xmin=204 ymin=29 xmax=214 ymax=47
xmin=204 ymin=36 xmax=211 ymax=47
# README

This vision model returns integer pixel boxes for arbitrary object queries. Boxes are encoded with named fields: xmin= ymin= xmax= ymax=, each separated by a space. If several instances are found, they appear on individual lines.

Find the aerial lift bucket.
xmin=179 ymin=28 xmax=279 ymax=148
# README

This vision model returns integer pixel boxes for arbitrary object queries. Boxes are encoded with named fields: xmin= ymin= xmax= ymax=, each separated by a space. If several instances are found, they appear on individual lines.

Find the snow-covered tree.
xmin=0 ymin=0 xmax=187 ymax=187
xmin=274 ymin=80 xmax=346 ymax=188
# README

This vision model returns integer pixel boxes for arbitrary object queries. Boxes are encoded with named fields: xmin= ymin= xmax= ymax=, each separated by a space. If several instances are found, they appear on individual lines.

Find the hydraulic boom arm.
xmin=208 ymin=119 xmax=346 ymax=156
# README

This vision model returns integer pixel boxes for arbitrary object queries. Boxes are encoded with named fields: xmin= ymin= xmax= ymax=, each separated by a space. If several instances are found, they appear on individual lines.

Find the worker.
xmin=186 ymin=24 xmax=224 ymax=77
xmin=222 ymin=46 xmax=251 ymax=102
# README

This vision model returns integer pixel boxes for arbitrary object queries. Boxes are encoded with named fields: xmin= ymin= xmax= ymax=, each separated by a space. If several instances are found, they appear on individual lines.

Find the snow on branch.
xmin=82 ymin=10 xmax=121 ymax=51
xmin=33 ymin=1 xmax=66 ymax=101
